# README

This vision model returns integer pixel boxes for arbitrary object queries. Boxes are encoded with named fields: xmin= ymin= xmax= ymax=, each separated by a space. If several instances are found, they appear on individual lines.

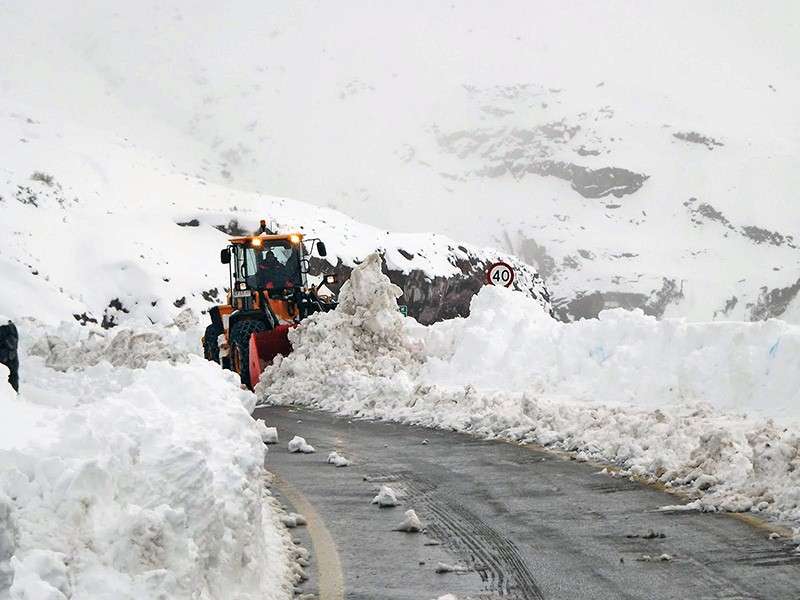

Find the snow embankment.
xmin=259 ymin=253 xmax=800 ymax=524
xmin=1 ymin=325 xmax=293 ymax=599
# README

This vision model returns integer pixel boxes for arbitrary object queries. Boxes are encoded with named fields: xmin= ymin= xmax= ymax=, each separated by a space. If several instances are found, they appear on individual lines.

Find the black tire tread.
xmin=230 ymin=319 xmax=268 ymax=387
xmin=203 ymin=322 xmax=222 ymax=363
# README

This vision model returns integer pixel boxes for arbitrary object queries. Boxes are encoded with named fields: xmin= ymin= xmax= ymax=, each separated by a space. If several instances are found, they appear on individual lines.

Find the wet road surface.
xmin=254 ymin=405 xmax=800 ymax=600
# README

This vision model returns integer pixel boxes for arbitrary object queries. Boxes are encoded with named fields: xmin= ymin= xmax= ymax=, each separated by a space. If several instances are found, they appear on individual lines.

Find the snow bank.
xmin=259 ymin=254 xmax=800 ymax=525
xmin=28 ymin=328 xmax=189 ymax=372
xmin=1 ymin=328 xmax=293 ymax=599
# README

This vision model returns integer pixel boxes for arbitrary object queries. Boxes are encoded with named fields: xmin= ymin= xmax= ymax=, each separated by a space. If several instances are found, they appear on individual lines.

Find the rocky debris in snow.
xmin=326 ymin=451 xmax=351 ymax=467
xmin=768 ymin=532 xmax=782 ymax=540
xmin=421 ymin=439 xmax=429 ymax=445
xmin=434 ymin=562 xmax=470 ymax=574
xmin=395 ymin=509 xmax=423 ymax=533
xmin=287 ymin=436 xmax=316 ymax=454
xmin=372 ymin=485 xmax=400 ymax=508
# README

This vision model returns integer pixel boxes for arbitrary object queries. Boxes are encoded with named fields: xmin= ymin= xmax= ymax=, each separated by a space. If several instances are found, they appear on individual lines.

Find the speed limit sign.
xmin=486 ymin=261 xmax=515 ymax=288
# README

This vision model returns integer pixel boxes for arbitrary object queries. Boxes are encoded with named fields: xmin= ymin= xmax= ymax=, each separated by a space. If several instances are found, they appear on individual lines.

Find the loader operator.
xmin=255 ymin=249 xmax=288 ymax=289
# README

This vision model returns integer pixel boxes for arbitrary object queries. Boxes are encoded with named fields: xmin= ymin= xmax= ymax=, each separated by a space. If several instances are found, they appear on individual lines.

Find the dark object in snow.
xmin=30 ymin=171 xmax=55 ymax=186
xmin=626 ymin=529 xmax=667 ymax=539
xmin=0 ymin=319 xmax=19 ymax=392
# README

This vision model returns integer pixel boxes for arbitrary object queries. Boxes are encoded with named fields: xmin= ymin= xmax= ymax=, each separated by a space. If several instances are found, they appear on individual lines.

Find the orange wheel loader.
xmin=202 ymin=220 xmax=338 ymax=389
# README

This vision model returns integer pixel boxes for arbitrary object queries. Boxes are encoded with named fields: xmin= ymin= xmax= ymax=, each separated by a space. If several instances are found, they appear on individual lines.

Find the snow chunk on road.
xmin=395 ymin=509 xmax=423 ymax=533
xmin=326 ymin=451 xmax=350 ymax=467
xmin=288 ymin=436 xmax=316 ymax=454
xmin=372 ymin=485 xmax=400 ymax=507
xmin=280 ymin=513 xmax=307 ymax=529
xmin=259 ymin=423 xmax=279 ymax=444
xmin=259 ymin=253 xmax=800 ymax=526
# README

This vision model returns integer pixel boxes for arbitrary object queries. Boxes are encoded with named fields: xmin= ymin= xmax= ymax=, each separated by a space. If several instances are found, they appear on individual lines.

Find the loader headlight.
xmin=325 ymin=274 xmax=337 ymax=285
xmin=251 ymin=237 xmax=263 ymax=248
xmin=238 ymin=282 xmax=247 ymax=290
xmin=289 ymin=234 xmax=301 ymax=245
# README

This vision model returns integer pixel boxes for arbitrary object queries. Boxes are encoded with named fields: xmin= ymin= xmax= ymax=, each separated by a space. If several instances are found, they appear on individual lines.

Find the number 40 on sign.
xmin=486 ymin=261 xmax=515 ymax=288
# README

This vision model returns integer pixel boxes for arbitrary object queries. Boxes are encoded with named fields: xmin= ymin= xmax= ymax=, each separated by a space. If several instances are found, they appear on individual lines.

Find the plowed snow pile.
xmin=259 ymin=253 xmax=800 ymax=525
xmin=1 ymin=323 xmax=293 ymax=600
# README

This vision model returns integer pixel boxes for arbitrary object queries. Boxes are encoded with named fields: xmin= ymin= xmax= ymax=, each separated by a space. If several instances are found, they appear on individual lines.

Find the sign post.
xmin=486 ymin=261 xmax=515 ymax=288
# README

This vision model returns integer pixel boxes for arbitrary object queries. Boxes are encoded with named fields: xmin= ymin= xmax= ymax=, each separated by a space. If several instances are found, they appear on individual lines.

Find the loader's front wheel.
xmin=203 ymin=323 xmax=222 ymax=364
xmin=230 ymin=319 xmax=268 ymax=388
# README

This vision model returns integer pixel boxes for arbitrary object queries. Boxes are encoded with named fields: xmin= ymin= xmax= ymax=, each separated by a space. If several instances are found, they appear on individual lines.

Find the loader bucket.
xmin=248 ymin=324 xmax=293 ymax=388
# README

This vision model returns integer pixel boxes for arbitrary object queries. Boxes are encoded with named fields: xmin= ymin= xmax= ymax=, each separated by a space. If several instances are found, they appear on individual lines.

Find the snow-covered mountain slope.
xmin=0 ymin=5 xmax=550 ymax=326
xmin=0 ymin=107 xmax=549 ymax=325
xmin=4 ymin=1 xmax=795 ymax=322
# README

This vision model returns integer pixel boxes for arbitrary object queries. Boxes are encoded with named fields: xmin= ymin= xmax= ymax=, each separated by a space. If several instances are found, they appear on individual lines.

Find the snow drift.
xmin=0 ymin=325 xmax=293 ymax=600
xmin=259 ymin=254 xmax=800 ymax=524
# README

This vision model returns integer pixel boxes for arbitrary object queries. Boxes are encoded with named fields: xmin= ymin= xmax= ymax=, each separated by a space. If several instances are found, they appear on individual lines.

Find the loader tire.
xmin=203 ymin=323 xmax=222 ymax=364
xmin=230 ymin=318 xmax=268 ymax=388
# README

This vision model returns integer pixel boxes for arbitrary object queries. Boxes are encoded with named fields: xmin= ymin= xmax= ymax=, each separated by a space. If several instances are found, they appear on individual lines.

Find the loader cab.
xmin=241 ymin=239 xmax=304 ymax=291
xmin=221 ymin=232 xmax=332 ymax=323
xmin=223 ymin=235 xmax=303 ymax=304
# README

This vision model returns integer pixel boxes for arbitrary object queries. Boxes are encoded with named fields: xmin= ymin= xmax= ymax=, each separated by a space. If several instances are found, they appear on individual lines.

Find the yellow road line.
xmin=273 ymin=474 xmax=345 ymax=600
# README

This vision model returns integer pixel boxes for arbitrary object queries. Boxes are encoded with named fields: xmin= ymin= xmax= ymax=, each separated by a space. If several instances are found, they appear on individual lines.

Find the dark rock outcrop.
xmin=214 ymin=219 xmax=249 ymax=236
xmin=0 ymin=319 xmax=19 ymax=392
xmin=309 ymin=252 xmax=552 ymax=325
xmin=749 ymin=279 xmax=800 ymax=321
xmin=673 ymin=131 xmax=724 ymax=150
xmin=554 ymin=278 xmax=684 ymax=321
xmin=686 ymin=198 xmax=797 ymax=249
xmin=435 ymin=123 xmax=649 ymax=201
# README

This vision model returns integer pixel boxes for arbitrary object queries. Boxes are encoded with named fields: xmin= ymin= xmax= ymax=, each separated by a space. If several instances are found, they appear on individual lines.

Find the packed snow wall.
xmin=258 ymin=254 xmax=800 ymax=523
xmin=0 ymin=323 xmax=295 ymax=600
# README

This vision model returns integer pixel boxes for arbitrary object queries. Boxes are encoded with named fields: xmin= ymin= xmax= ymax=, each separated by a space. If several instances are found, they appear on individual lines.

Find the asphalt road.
xmin=254 ymin=406 xmax=800 ymax=600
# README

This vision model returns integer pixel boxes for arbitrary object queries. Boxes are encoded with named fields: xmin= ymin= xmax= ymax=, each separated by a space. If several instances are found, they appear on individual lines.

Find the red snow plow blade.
xmin=248 ymin=324 xmax=293 ymax=388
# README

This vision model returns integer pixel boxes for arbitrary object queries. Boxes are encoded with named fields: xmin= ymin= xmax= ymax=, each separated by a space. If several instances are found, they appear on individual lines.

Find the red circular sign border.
xmin=486 ymin=261 xmax=515 ymax=288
